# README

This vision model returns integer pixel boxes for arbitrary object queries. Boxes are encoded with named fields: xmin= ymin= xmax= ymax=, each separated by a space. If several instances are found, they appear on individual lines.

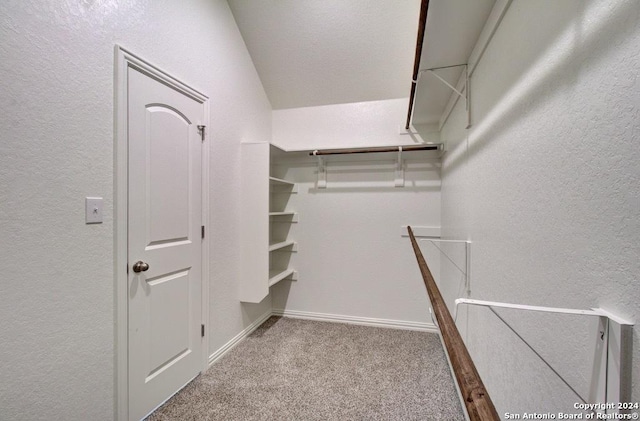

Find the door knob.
xmin=132 ymin=261 xmax=149 ymax=273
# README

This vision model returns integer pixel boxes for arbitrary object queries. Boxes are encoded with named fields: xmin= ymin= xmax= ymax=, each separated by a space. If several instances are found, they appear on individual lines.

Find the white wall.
xmin=0 ymin=1 xmax=271 ymax=419
xmin=272 ymin=98 xmax=439 ymax=150
xmin=270 ymin=100 xmax=441 ymax=326
xmin=439 ymin=0 xmax=640 ymax=413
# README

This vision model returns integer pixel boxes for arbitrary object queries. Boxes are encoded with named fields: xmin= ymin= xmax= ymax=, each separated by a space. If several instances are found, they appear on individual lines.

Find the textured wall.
xmin=439 ymin=0 xmax=640 ymax=414
xmin=272 ymin=98 xmax=439 ymax=150
xmin=270 ymin=156 xmax=441 ymax=325
xmin=0 ymin=0 xmax=271 ymax=419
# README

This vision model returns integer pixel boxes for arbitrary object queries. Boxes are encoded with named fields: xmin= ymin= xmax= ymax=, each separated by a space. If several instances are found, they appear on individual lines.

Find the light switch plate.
xmin=85 ymin=197 xmax=103 ymax=224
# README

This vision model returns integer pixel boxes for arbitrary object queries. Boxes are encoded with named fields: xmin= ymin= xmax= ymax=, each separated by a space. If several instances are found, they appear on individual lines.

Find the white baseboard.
xmin=208 ymin=309 xmax=273 ymax=367
xmin=208 ymin=309 xmax=438 ymax=368
xmin=272 ymin=309 xmax=438 ymax=333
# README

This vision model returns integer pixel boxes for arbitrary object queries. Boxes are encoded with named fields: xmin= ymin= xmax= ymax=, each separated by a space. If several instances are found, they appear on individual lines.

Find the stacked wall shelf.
xmin=269 ymin=239 xmax=296 ymax=252
xmin=268 ymin=175 xmax=297 ymax=288
xmin=239 ymin=143 xmax=299 ymax=303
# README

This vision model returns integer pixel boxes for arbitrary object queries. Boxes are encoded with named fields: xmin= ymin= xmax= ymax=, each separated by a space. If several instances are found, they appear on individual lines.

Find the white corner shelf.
xmin=269 ymin=240 xmax=297 ymax=252
xmin=268 ymin=268 xmax=297 ymax=287
xmin=269 ymin=211 xmax=296 ymax=216
xmin=269 ymin=176 xmax=295 ymax=186
xmin=269 ymin=211 xmax=299 ymax=222
xmin=269 ymin=176 xmax=298 ymax=193
xmin=268 ymin=166 xmax=298 ymax=290
xmin=239 ymin=145 xmax=299 ymax=303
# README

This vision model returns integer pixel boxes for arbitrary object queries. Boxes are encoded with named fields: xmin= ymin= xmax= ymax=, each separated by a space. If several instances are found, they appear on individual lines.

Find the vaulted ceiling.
xmin=228 ymin=0 xmax=496 ymax=125
xmin=412 ymin=0 xmax=495 ymax=125
xmin=227 ymin=0 xmax=420 ymax=110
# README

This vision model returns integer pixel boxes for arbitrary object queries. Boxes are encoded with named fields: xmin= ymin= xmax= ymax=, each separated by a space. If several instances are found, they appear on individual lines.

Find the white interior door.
xmin=127 ymin=66 xmax=204 ymax=420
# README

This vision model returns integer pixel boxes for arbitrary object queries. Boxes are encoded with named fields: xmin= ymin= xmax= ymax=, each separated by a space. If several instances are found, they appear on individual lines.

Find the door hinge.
xmin=201 ymin=324 xmax=205 ymax=337
xmin=201 ymin=225 xmax=205 ymax=239
xmin=197 ymin=125 xmax=206 ymax=141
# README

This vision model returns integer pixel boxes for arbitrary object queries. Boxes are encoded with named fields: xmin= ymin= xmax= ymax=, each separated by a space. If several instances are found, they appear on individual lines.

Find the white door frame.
xmin=114 ymin=46 xmax=210 ymax=420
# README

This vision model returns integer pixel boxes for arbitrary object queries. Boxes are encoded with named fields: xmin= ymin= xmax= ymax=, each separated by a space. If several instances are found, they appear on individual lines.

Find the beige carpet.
xmin=147 ymin=316 xmax=464 ymax=420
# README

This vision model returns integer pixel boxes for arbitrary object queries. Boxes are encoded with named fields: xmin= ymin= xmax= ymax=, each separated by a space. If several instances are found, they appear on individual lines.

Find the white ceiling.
xmin=228 ymin=0 xmax=496 ymax=124
xmin=228 ymin=0 xmax=421 ymax=110
xmin=412 ymin=0 xmax=496 ymax=125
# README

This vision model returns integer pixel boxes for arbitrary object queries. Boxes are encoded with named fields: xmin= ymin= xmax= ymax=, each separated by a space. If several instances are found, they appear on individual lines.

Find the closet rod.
xmin=309 ymin=145 xmax=439 ymax=156
xmin=405 ymin=0 xmax=431 ymax=130
xmin=407 ymin=226 xmax=499 ymax=421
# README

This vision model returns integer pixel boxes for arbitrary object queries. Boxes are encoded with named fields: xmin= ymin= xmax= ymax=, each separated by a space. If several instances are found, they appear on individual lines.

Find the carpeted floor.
xmin=147 ymin=316 xmax=464 ymax=421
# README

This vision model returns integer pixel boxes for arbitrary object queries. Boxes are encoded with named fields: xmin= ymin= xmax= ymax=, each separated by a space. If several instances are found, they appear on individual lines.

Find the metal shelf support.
xmin=419 ymin=64 xmax=471 ymax=129
xmin=453 ymin=298 xmax=633 ymax=413
xmin=395 ymin=147 xmax=404 ymax=187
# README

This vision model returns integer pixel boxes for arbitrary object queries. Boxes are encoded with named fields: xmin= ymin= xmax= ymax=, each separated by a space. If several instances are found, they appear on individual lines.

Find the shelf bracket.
xmin=422 ymin=64 xmax=471 ymax=129
xmin=452 ymin=299 xmax=633 ymax=411
xmin=313 ymin=151 xmax=326 ymax=189
xmin=395 ymin=146 xmax=404 ymax=187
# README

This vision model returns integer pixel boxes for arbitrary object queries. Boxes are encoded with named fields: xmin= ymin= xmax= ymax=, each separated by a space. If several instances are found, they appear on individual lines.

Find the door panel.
xmin=127 ymin=66 xmax=203 ymax=420
xmin=146 ymin=270 xmax=191 ymax=380
xmin=146 ymin=105 xmax=191 ymax=246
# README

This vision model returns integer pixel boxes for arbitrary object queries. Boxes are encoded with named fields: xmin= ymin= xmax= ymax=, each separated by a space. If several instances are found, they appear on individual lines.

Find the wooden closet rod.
xmin=406 ymin=0 xmax=430 ymax=130
xmin=309 ymin=145 xmax=439 ymax=156
xmin=407 ymin=226 xmax=499 ymax=421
